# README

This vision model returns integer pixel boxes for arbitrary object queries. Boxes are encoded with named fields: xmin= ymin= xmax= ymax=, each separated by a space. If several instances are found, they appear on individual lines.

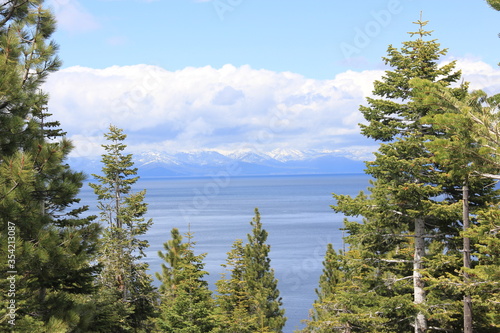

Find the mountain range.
xmin=68 ymin=149 xmax=366 ymax=178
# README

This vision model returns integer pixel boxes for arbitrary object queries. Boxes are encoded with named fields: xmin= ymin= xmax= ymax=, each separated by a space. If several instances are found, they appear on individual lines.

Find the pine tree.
xmin=411 ymin=79 xmax=500 ymax=331
xmin=89 ymin=125 xmax=156 ymax=332
xmin=243 ymin=208 xmax=286 ymax=332
xmin=301 ymin=244 xmax=353 ymax=332
xmin=466 ymin=205 xmax=500 ymax=330
xmin=156 ymin=227 xmax=188 ymax=296
xmin=213 ymin=209 xmax=286 ymax=332
xmin=329 ymin=18 xmax=497 ymax=332
xmin=157 ymin=229 xmax=215 ymax=332
xmin=0 ymin=1 xmax=101 ymax=330
xmin=213 ymin=239 xmax=259 ymax=332
xmin=0 ymin=0 xmax=62 ymax=157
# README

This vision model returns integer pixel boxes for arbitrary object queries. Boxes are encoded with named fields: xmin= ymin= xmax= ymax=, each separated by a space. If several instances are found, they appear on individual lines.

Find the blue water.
xmin=79 ymin=173 xmax=370 ymax=332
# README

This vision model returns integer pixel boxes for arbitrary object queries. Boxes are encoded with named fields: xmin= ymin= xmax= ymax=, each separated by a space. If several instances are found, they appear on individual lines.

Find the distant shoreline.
xmin=135 ymin=172 xmax=368 ymax=180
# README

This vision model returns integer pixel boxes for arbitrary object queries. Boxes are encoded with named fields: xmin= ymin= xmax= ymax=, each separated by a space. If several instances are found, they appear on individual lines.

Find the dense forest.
xmin=1 ymin=0 xmax=499 ymax=332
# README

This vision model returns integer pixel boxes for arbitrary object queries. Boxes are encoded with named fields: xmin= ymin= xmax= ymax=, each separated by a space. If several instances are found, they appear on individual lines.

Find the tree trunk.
xmin=115 ymin=174 xmax=121 ymax=229
xmin=414 ymin=217 xmax=427 ymax=333
xmin=463 ymin=181 xmax=473 ymax=333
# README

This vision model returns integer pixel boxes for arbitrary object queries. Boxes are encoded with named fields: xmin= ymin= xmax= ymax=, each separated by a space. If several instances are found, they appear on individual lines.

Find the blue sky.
xmin=44 ymin=0 xmax=500 ymax=159
xmin=51 ymin=0 xmax=500 ymax=78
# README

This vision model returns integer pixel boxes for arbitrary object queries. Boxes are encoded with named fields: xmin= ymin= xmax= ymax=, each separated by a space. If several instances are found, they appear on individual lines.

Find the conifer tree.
xmin=329 ymin=19 xmax=497 ymax=332
xmin=156 ymin=227 xmax=187 ymax=296
xmin=213 ymin=239 xmax=259 ymax=332
xmin=411 ymin=79 xmax=500 ymax=331
xmin=89 ymin=125 xmax=156 ymax=332
xmin=0 ymin=1 xmax=101 ymax=330
xmin=302 ymin=244 xmax=354 ymax=332
xmin=314 ymin=244 xmax=345 ymax=306
xmin=243 ymin=208 xmax=286 ymax=332
xmin=157 ymin=229 xmax=215 ymax=332
xmin=333 ymin=19 xmax=456 ymax=331
xmin=466 ymin=205 xmax=500 ymax=329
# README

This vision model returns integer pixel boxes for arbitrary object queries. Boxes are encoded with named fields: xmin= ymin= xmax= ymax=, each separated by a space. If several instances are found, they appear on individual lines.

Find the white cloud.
xmin=43 ymin=60 xmax=500 ymax=158
xmin=212 ymin=86 xmax=245 ymax=106
xmin=454 ymin=58 xmax=500 ymax=96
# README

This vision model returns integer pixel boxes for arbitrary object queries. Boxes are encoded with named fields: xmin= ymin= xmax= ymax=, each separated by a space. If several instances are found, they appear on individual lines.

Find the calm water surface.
xmin=80 ymin=173 xmax=370 ymax=332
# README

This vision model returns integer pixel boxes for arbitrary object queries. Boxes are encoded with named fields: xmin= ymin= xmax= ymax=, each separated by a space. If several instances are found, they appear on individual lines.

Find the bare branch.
xmin=475 ymin=172 xmax=500 ymax=180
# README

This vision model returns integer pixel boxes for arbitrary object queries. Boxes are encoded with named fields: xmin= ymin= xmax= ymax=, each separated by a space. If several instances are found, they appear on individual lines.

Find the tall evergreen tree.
xmin=157 ymin=229 xmax=215 ymax=333
xmin=301 ymin=244 xmax=353 ymax=332
xmin=243 ymin=208 xmax=286 ymax=332
xmin=411 ymin=78 xmax=500 ymax=331
xmin=0 ymin=1 xmax=101 ymax=331
xmin=213 ymin=239 xmax=259 ymax=332
xmin=334 ymin=19 xmax=456 ymax=331
xmin=89 ymin=125 xmax=156 ymax=332
xmin=329 ymin=19 xmax=497 ymax=332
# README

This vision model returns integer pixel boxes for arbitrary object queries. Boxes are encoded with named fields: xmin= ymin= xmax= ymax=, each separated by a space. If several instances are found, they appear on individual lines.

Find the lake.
xmin=79 ymin=173 xmax=371 ymax=332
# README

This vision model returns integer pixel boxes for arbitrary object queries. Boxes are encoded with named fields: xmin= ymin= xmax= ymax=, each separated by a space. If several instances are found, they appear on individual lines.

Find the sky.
xmin=42 ymin=0 xmax=500 ymax=160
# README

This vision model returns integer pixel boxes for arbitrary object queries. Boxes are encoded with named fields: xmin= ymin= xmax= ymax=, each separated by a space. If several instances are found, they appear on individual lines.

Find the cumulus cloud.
xmin=42 ymin=60 xmax=500 ymax=158
xmin=453 ymin=58 xmax=500 ymax=95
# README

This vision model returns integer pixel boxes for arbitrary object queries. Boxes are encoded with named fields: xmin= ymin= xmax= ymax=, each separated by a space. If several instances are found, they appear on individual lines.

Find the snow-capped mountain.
xmin=136 ymin=151 xmax=182 ymax=166
xmin=69 ymin=149 xmax=365 ymax=177
xmin=175 ymin=151 xmax=233 ymax=166
xmin=267 ymin=148 xmax=306 ymax=162
xmin=227 ymin=151 xmax=282 ymax=165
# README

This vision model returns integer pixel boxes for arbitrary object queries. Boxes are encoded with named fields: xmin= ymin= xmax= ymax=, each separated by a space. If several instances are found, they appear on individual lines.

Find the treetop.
xmin=408 ymin=15 xmax=433 ymax=39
